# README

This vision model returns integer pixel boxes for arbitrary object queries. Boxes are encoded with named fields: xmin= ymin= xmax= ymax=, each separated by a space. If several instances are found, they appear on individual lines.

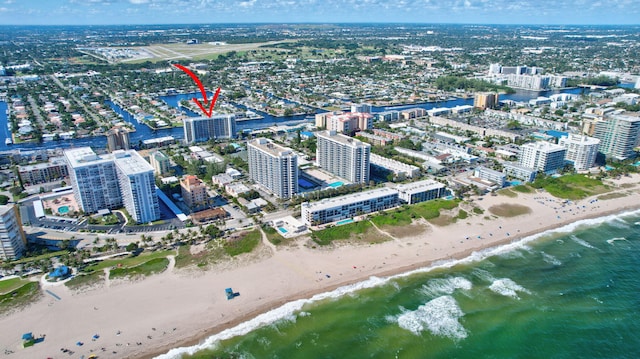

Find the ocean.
xmin=160 ymin=210 xmax=640 ymax=359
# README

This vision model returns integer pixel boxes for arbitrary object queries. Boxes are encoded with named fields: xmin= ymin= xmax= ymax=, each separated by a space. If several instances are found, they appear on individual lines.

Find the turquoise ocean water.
xmin=160 ymin=210 xmax=640 ymax=359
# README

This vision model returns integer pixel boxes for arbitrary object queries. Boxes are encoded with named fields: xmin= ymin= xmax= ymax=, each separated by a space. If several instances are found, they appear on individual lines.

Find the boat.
xmin=5 ymin=138 xmax=12 ymax=145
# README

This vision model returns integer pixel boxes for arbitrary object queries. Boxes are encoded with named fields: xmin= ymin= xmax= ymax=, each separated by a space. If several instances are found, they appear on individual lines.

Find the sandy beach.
xmin=2 ymin=175 xmax=640 ymax=359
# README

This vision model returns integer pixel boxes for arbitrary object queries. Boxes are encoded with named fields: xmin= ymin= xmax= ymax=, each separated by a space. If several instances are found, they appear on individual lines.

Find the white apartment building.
xmin=503 ymin=162 xmax=537 ymax=182
xmin=113 ymin=151 xmax=160 ymax=223
xmin=0 ymin=205 xmax=26 ymax=260
xmin=473 ymin=166 xmax=507 ymax=187
xmin=64 ymin=147 xmax=160 ymax=222
xmin=519 ymin=142 xmax=567 ymax=173
xmin=64 ymin=147 xmax=122 ymax=213
xmin=183 ymin=115 xmax=236 ymax=144
xmin=247 ymin=138 xmax=298 ymax=199
xmin=506 ymin=74 xmax=550 ymax=91
xmin=559 ymin=134 xmax=600 ymax=171
xmin=395 ymin=179 xmax=447 ymax=205
xmin=148 ymin=150 xmax=171 ymax=175
xmin=316 ymin=130 xmax=371 ymax=184
xmin=370 ymin=153 xmax=420 ymax=180
xmin=300 ymin=187 xmax=398 ymax=226
xmin=351 ymin=103 xmax=372 ymax=113
xmin=594 ymin=115 xmax=640 ymax=161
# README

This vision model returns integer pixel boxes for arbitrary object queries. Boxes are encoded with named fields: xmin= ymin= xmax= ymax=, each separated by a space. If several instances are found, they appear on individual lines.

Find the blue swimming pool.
xmin=278 ymin=227 xmax=288 ymax=234
xmin=58 ymin=206 xmax=70 ymax=214
xmin=336 ymin=218 xmax=354 ymax=225
xmin=328 ymin=181 xmax=344 ymax=188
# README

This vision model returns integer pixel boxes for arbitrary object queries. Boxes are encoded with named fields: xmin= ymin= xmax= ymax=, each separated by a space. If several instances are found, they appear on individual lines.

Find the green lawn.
xmin=312 ymin=220 xmax=373 ymax=246
xmin=262 ymin=226 xmax=282 ymax=245
xmin=110 ymin=257 xmax=169 ymax=278
xmin=410 ymin=199 xmax=460 ymax=220
xmin=497 ymin=188 xmax=518 ymax=198
xmin=82 ymin=250 xmax=172 ymax=273
xmin=64 ymin=271 xmax=105 ymax=290
xmin=12 ymin=250 xmax=69 ymax=265
xmin=0 ymin=282 xmax=41 ymax=314
xmin=224 ymin=229 xmax=261 ymax=256
xmin=370 ymin=210 xmax=413 ymax=227
xmin=532 ymin=174 xmax=607 ymax=200
xmin=512 ymin=185 xmax=534 ymax=193
xmin=0 ymin=277 xmax=31 ymax=294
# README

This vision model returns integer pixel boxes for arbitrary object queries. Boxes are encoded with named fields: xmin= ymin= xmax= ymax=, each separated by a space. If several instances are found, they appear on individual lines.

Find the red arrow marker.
xmin=173 ymin=63 xmax=221 ymax=118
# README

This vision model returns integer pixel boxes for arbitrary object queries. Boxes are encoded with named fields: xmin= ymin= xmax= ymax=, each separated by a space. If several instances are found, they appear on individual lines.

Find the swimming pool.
xmin=278 ymin=227 xmax=288 ymax=234
xmin=58 ymin=206 xmax=70 ymax=214
xmin=336 ymin=218 xmax=354 ymax=225
xmin=328 ymin=181 xmax=344 ymax=188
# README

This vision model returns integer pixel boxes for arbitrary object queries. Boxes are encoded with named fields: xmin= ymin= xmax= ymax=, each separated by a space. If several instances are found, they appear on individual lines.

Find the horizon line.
xmin=1 ymin=21 xmax=639 ymax=27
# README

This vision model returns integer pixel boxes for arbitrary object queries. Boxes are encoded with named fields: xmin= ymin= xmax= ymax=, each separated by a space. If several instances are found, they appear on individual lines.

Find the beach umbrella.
xmin=21 ymin=333 xmax=33 ymax=341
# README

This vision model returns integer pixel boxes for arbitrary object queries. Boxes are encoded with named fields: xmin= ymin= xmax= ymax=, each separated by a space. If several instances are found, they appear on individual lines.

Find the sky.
xmin=0 ymin=0 xmax=638 ymax=26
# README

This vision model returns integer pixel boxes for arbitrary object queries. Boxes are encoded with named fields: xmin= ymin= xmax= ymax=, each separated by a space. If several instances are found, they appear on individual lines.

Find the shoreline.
xmin=2 ymin=175 xmax=640 ymax=359
xmin=143 ymin=191 xmax=640 ymax=358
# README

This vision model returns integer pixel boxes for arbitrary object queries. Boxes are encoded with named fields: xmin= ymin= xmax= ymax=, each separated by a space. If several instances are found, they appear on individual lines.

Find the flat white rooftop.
xmin=395 ymin=179 xmax=445 ymax=194
xmin=317 ymin=130 xmax=370 ymax=148
xmin=248 ymin=138 xmax=295 ymax=157
xmin=113 ymin=150 xmax=153 ymax=175
xmin=64 ymin=147 xmax=112 ymax=168
xmin=303 ymin=187 xmax=397 ymax=212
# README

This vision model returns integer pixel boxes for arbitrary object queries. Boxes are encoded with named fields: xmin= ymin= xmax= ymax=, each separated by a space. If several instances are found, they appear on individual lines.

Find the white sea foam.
xmin=397 ymin=295 xmax=467 ymax=340
xmin=155 ymin=208 xmax=640 ymax=358
xmin=607 ymin=237 xmax=627 ymax=245
xmin=419 ymin=277 xmax=472 ymax=298
xmin=570 ymin=235 xmax=597 ymax=249
xmin=470 ymin=268 xmax=496 ymax=283
xmin=609 ymin=217 xmax=631 ymax=229
xmin=541 ymin=252 xmax=562 ymax=266
xmin=489 ymin=278 xmax=531 ymax=299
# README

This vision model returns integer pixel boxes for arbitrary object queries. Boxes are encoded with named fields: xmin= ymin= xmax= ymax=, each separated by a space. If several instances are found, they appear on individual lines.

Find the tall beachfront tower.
xmin=183 ymin=115 xmax=236 ymax=144
xmin=113 ymin=150 xmax=160 ymax=224
xmin=316 ymin=130 xmax=370 ymax=184
xmin=559 ymin=134 xmax=600 ymax=171
xmin=64 ymin=147 xmax=160 ymax=223
xmin=0 ymin=205 xmax=26 ymax=260
xmin=519 ymin=141 xmax=567 ymax=174
xmin=247 ymin=138 xmax=298 ymax=199
xmin=64 ymin=147 xmax=122 ymax=213
xmin=594 ymin=115 xmax=640 ymax=161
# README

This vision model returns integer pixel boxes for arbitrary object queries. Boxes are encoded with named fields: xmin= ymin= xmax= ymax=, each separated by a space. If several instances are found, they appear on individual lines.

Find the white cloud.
xmin=239 ymin=0 xmax=256 ymax=8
